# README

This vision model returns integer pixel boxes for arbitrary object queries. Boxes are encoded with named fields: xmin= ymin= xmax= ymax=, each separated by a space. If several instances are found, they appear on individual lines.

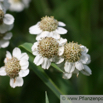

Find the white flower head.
xmin=0 ymin=32 xmax=12 ymax=48
xmin=0 ymin=7 xmax=14 ymax=33
xmin=8 ymin=0 xmax=31 ymax=12
xmin=0 ymin=47 xmax=29 ymax=88
xmin=32 ymin=37 xmax=67 ymax=69
xmin=29 ymin=16 xmax=68 ymax=40
xmin=62 ymin=42 xmax=92 ymax=79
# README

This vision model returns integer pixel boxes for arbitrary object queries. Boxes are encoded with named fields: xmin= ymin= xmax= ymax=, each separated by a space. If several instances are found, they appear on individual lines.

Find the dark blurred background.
xmin=0 ymin=0 xmax=103 ymax=103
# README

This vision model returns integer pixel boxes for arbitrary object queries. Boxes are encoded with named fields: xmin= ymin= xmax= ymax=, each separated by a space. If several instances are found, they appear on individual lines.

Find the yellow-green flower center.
xmin=38 ymin=37 xmax=59 ymax=58
xmin=39 ymin=16 xmax=58 ymax=32
xmin=63 ymin=42 xmax=81 ymax=62
xmin=5 ymin=57 xmax=21 ymax=78
xmin=0 ymin=10 xmax=4 ymax=24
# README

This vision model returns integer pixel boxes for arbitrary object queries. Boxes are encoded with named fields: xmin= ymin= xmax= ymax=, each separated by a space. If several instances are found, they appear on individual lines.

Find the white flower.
xmin=8 ymin=0 xmax=31 ymax=12
xmin=62 ymin=42 xmax=92 ymax=79
xmin=32 ymin=37 xmax=67 ymax=69
xmin=0 ymin=32 xmax=12 ymax=48
xmin=0 ymin=47 xmax=29 ymax=88
xmin=29 ymin=16 xmax=67 ymax=40
xmin=0 ymin=7 xmax=14 ymax=33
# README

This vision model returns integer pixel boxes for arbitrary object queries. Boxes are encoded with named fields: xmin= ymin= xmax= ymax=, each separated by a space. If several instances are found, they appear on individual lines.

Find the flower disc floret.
xmin=39 ymin=16 xmax=58 ymax=32
xmin=38 ymin=37 xmax=59 ymax=58
xmin=5 ymin=57 xmax=21 ymax=78
xmin=63 ymin=42 xmax=81 ymax=62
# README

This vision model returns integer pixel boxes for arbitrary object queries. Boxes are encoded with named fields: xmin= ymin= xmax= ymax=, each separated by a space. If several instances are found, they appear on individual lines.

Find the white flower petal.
xmin=80 ymin=45 xmax=88 ymax=53
xmin=75 ymin=61 xmax=84 ymax=71
xmin=81 ymin=65 xmax=92 ymax=76
xmin=13 ymin=47 xmax=21 ymax=60
xmin=4 ymin=51 xmax=12 ymax=63
xmin=20 ymin=53 xmax=29 ymax=60
xmin=20 ymin=59 xmax=29 ymax=69
xmin=3 ymin=0 xmax=10 ymax=10
xmin=36 ymin=31 xmax=49 ymax=40
xmin=4 ymin=58 xmax=7 ymax=63
xmin=10 ymin=77 xmax=23 ymax=88
xmin=80 ymin=53 xmax=90 ymax=64
xmin=55 ymin=57 xmax=64 ymax=64
xmin=63 ymin=73 xmax=72 ymax=79
xmin=64 ymin=61 xmax=75 ymax=73
xmin=21 ymin=65 xmax=29 ymax=70
xmin=42 ymin=58 xmax=51 ymax=69
xmin=52 ymin=31 xmax=60 ymax=39
xmin=0 ymin=40 xmax=9 ymax=48
xmin=0 ymin=23 xmax=13 ymax=33
xmin=48 ymin=32 xmax=60 ymax=39
xmin=58 ymin=21 xmax=66 ymax=26
xmin=58 ymin=38 xmax=67 ymax=46
xmin=19 ymin=69 xmax=29 ymax=77
xmin=10 ymin=78 xmax=16 ymax=88
xmin=49 ymin=32 xmax=54 ymax=37
xmin=32 ymin=42 xmax=39 ymax=55
xmin=58 ymin=46 xmax=64 ymax=56
xmin=32 ymin=42 xmax=38 ymax=51
xmin=29 ymin=24 xmax=42 ymax=34
xmin=8 ymin=24 xmax=14 ymax=31
xmin=3 ymin=32 xmax=12 ymax=40
xmin=34 ymin=55 xmax=43 ymax=66
xmin=3 ymin=14 xmax=14 ymax=25
xmin=6 ymin=51 xmax=12 ymax=59
xmin=0 ymin=66 xmax=6 ymax=76
xmin=56 ymin=27 xmax=67 ymax=34
xmin=85 ymin=54 xmax=91 ymax=64
xmin=9 ymin=2 xmax=24 ymax=12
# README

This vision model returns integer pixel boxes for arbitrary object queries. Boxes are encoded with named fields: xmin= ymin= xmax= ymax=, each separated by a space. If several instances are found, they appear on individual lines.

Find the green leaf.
xmin=19 ymin=43 xmax=64 ymax=98
xmin=45 ymin=91 xmax=49 ymax=103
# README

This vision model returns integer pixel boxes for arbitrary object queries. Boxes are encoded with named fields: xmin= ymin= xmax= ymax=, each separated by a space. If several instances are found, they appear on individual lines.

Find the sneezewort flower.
xmin=0 ymin=47 xmax=29 ymax=88
xmin=32 ymin=37 xmax=67 ymax=69
xmin=0 ymin=32 xmax=12 ymax=48
xmin=29 ymin=16 xmax=67 ymax=40
xmin=8 ymin=0 xmax=31 ymax=12
xmin=0 ymin=7 xmax=14 ymax=33
xmin=62 ymin=42 xmax=91 ymax=79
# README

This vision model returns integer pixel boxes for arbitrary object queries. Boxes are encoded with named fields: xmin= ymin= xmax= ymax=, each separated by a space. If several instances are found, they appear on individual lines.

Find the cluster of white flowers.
xmin=0 ymin=0 xmax=14 ymax=48
xmin=29 ymin=16 xmax=92 ymax=79
xmin=0 ymin=0 xmax=30 ymax=88
xmin=0 ymin=1 xmax=92 ymax=88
